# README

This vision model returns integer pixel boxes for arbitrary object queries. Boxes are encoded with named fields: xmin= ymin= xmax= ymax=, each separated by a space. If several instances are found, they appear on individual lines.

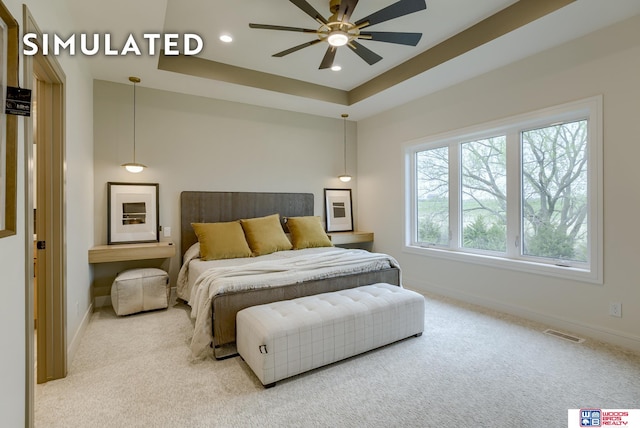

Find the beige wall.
xmin=0 ymin=0 xmax=95 ymax=425
xmin=358 ymin=15 xmax=640 ymax=351
xmin=92 ymin=81 xmax=356 ymax=299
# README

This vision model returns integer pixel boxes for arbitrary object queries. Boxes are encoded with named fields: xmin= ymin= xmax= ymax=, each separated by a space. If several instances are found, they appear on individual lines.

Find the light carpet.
xmin=35 ymin=291 xmax=640 ymax=427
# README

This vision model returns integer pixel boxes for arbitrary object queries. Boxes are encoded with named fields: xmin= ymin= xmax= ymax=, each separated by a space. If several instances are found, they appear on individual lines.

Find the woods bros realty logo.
xmin=568 ymin=409 xmax=640 ymax=427
xmin=22 ymin=33 xmax=203 ymax=56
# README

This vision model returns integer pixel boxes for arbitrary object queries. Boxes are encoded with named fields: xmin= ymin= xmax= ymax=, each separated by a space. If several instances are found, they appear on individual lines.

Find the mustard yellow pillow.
xmin=191 ymin=221 xmax=252 ymax=261
xmin=240 ymin=214 xmax=293 ymax=256
xmin=286 ymin=216 xmax=333 ymax=249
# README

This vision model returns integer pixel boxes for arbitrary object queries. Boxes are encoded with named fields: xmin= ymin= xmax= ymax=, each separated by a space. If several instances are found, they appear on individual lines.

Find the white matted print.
xmin=108 ymin=182 xmax=159 ymax=244
xmin=324 ymin=188 xmax=353 ymax=232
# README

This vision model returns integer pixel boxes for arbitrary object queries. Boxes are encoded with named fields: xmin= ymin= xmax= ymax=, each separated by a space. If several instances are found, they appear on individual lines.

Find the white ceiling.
xmin=65 ymin=0 xmax=640 ymax=120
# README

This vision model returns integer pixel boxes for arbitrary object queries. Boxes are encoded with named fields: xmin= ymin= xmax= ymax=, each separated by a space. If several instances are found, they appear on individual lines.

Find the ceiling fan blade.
xmin=337 ymin=0 xmax=359 ymax=22
xmin=319 ymin=46 xmax=337 ymax=69
xmin=273 ymin=39 xmax=322 ymax=57
xmin=355 ymin=0 xmax=426 ymax=28
xmin=348 ymin=40 xmax=383 ymax=65
xmin=359 ymin=31 xmax=422 ymax=46
xmin=289 ymin=0 xmax=328 ymax=24
xmin=249 ymin=23 xmax=317 ymax=34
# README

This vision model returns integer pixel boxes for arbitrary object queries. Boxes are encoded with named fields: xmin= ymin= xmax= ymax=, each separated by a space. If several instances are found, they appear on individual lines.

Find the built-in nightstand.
xmin=88 ymin=242 xmax=175 ymax=264
xmin=327 ymin=231 xmax=374 ymax=250
xmin=89 ymin=242 xmax=176 ymax=309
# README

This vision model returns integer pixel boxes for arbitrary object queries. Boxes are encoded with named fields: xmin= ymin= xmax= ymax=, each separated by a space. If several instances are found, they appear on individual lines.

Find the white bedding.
xmin=178 ymin=245 xmax=401 ymax=358
xmin=177 ymin=245 xmax=361 ymax=303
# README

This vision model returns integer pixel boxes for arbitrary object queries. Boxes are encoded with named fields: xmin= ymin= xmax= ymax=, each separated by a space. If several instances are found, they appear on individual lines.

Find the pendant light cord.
xmin=123 ymin=76 xmax=144 ymax=172
xmin=342 ymin=113 xmax=348 ymax=174
xmin=132 ymin=80 xmax=136 ymax=163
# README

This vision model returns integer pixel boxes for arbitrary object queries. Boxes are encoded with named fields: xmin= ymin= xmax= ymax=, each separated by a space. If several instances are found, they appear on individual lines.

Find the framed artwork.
xmin=324 ymin=188 xmax=353 ymax=232
xmin=107 ymin=182 xmax=159 ymax=244
xmin=0 ymin=1 xmax=18 ymax=239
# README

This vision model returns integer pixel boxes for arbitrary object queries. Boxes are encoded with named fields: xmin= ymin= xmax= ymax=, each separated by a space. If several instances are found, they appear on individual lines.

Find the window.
xmin=416 ymin=147 xmax=448 ymax=245
xmin=405 ymin=97 xmax=602 ymax=283
xmin=461 ymin=136 xmax=507 ymax=252
xmin=521 ymin=120 xmax=589 ymax=263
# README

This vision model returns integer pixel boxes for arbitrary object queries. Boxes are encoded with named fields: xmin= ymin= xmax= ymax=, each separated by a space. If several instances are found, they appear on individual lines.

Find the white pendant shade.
xmin=122 ymin=163 xmax=146 ymax=173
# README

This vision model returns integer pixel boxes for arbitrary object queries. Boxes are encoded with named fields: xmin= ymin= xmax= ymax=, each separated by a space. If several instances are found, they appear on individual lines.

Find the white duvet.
xmin=180 ymin=246 xmax=401 ymax=358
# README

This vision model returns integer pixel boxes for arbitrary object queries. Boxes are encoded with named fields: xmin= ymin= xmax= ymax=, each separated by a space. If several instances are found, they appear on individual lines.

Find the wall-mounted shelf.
xmin=88 ymin=242 xmax=175 ymax=264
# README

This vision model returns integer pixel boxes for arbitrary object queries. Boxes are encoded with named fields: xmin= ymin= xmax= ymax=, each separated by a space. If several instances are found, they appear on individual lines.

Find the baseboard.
xmin=67 ymin=302 xmax=93 ymax=368
xmin=94 ymin=295 xmax=111 ymax=308
xmin=404 ymin=276 xmax=640 ymax=353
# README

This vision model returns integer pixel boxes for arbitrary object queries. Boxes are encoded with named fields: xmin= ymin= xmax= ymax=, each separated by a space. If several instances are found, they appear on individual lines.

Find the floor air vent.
xmin=543 ymin=329 xmax=585 ymax=343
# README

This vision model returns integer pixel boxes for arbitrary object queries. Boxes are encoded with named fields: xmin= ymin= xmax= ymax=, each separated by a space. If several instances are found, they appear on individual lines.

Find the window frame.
xmin=404 ymin=96 xmax=603 ymax=284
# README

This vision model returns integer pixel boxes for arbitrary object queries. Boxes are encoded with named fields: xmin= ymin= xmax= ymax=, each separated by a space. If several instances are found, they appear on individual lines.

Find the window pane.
xmin=521 ymin=120 xmax=588 ymax=262
xmin=416 ymin=148 xmax=449 ymax=245
xmin=461 ymin=137 xmax=507 ymax=252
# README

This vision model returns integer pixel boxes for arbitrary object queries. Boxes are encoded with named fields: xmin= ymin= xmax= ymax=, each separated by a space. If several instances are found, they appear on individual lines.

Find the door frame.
xmin=23 ymin=5 xmax=66 ymax=426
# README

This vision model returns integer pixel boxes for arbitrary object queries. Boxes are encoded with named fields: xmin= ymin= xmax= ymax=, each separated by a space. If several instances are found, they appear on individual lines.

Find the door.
xmin=23 ymin=6 xmax=67 ymax=390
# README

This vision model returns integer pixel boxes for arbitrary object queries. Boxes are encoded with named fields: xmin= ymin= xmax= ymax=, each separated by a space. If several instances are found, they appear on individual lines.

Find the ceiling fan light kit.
xmin=327 ymin=31 xmax=349 ymax=47
xmin=249 ymin=0 xmax=426 ymax=69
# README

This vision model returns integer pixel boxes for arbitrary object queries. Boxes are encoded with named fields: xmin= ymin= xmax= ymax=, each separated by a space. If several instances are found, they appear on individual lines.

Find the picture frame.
xmin=107 ymin=182 xmax=159 ymax=244
xmin=0 ymin=1 xmax=18 ymax=239
xmin=324 ymin=188 xmax=353 ymax=232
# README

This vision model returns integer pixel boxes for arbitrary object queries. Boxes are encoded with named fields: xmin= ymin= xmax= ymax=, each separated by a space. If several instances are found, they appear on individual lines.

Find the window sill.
xmin=403 ymin=245 xmax=602 ymax=285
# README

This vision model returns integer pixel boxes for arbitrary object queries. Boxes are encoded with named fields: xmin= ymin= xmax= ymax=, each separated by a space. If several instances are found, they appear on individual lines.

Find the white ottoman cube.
xmin=111 ymin=268 xmax=170 ymax=316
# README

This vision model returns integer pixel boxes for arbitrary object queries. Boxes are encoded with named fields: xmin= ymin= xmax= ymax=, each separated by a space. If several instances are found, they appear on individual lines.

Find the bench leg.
xmin=214 ymin=343 xmax=239 ymax=360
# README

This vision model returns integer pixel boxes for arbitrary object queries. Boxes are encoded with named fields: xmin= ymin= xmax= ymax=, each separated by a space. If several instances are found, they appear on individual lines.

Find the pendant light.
xmin=122 ymin=76 xmax=146 ymax=173
xmin=338 ymin=113 xmax=352 ymax=183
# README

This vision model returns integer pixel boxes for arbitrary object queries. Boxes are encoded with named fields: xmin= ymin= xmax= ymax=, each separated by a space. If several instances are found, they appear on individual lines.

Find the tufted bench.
xmin=236 ymin=283 xmax=424 ymax=387
xmin=111 ymin=268 xmax=170 ymax=316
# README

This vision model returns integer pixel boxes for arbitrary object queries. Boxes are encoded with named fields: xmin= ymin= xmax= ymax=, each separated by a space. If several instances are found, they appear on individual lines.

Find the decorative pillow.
xmin=240 ymin=214 xmax=293 ymax=256
xmin=191 ymin=221 xmax=253 ymax=261
xmin=286 ymin=216 xmax=333 ymax=249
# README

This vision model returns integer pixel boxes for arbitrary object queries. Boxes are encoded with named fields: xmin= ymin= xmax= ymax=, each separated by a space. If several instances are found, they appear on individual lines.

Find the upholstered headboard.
xmin=180 ymin=191 xmax=314 ymax=259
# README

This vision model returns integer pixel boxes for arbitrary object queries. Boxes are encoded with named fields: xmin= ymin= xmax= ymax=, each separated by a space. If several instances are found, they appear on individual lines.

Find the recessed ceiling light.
xmin=331 ymin=65 xmax=342 ymax=71
xmin=219 ymin=34 xmax=233 ymax=43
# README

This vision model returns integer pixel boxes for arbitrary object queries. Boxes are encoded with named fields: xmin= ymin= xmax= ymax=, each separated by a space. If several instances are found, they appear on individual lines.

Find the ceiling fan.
xmin=249 ymin=0 xmax=427 ymax=69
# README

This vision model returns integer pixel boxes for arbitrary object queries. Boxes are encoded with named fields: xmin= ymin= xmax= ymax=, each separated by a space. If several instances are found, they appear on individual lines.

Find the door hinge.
xmin=37 ymin=241 xmax=46 ymax=250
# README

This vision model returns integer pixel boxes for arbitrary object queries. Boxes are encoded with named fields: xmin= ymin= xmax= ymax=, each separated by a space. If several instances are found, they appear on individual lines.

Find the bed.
xmin=178 ymin=191 xmax=401 ymax=359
